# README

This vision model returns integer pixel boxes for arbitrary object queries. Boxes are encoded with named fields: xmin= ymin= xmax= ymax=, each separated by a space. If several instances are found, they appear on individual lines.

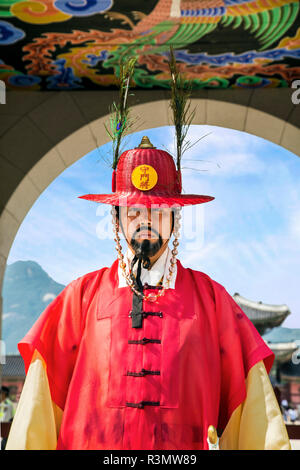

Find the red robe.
xmin=18 ymin=259 xmax=274 ymax=450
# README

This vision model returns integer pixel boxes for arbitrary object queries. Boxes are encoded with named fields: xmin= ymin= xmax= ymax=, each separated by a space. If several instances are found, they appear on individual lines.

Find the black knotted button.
xmin=126 ymin=369 xmax=160 ymax=377
xmin=126 ymin=401 xmax=160 ymax=409
xmin=142 ymin=311 xmax=163 ymax=318
xmin=128 ymin=338 xmax=161 ymax=345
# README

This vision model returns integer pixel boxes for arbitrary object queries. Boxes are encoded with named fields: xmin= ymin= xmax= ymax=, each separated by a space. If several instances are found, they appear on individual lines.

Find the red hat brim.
xmin=79 ymin=192 xmax=214 ymax=208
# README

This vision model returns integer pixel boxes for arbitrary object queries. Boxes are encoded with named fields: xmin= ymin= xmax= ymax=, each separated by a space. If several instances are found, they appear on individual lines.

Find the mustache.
xmin=133 ymin=226 xmax=160 ymax=238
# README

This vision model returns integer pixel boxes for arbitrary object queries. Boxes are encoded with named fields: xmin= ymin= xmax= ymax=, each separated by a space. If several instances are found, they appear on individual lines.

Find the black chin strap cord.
xmin=130 ymin=255 xmax=144 ymax=329
xmin=130 ymin=255 xmax=140 ymax=289
xmin=130 ymin=254 xmax=150 ymax=292
xmin=136 ymin=258 xmax=143 ymax=291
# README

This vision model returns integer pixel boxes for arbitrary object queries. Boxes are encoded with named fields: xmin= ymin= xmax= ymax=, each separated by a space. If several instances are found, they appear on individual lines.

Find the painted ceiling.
xmin=0 ymin=0 xmax=300 ymax=91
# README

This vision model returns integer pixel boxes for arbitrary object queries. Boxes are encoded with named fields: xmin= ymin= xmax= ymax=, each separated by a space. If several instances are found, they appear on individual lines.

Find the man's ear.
xmin=115 ymin=206 xmax=122 ymax=235
xmin=170 ymin=210 xmax=175 ymax=236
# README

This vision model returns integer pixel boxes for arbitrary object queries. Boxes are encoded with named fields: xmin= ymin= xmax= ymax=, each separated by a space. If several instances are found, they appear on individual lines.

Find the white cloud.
xmin=181 ymin=236 xmax=226 ymax=268
xmin=288 ymin=210 xmax=300 ymax=241
xmin=42 ymin=293 xmax=56 ymax=302
xmin=182 ymin=129 xmax=266 ymax=177
xmin=3 ymin=313 xmax=17 ymax=320
xmin=157 ymin=125 xmax=266 ymax=182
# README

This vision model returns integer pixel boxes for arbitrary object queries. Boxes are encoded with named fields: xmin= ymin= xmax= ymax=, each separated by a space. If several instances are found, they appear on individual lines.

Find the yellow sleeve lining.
xmin=219 ymin=360 xmax=291 ymax=450
xmin=5 ymin=350 xmax=63 ymax=450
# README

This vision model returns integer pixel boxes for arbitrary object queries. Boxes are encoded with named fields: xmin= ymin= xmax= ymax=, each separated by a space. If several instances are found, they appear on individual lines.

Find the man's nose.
xmin=140 ymin=208 xmax=152 ymax=226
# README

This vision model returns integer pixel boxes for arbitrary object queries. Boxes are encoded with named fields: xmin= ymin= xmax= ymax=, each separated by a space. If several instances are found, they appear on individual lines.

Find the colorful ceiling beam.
xmin=0 ymin=0 xmax=299 ymax=90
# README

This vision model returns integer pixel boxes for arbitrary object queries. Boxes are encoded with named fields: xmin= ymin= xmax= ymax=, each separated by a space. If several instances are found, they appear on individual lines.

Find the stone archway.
xmin=0 ymin=88 xmax=299 ymax=346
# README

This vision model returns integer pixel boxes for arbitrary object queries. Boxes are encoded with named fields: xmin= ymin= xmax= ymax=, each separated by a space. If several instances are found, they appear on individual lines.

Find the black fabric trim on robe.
xmin=130 ymin=256 xmax=144 ymax=328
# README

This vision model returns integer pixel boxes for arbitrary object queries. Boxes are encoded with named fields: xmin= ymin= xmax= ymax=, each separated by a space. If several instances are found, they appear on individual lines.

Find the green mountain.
xmin=2 ymin=261 xmax=65 ymax=353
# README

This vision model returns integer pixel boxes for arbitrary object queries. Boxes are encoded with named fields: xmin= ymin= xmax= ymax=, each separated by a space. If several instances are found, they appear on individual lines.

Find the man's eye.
xmin=154 ymin=209 xmax=166 ymax=216
xmin=128 ymin=209 xmax=140 ymax=217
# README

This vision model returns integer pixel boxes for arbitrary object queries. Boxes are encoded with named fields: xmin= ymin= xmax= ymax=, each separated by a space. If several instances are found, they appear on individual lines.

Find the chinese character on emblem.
xmin=131 ymin=164 xmax=158 ymax=191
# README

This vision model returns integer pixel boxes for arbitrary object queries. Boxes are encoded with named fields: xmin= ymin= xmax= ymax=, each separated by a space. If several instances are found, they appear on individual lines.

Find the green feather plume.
xmin=168 ymin=46 xmax=195 ymax=172
xmin=104 ymin=57 xmax=137 ymax=169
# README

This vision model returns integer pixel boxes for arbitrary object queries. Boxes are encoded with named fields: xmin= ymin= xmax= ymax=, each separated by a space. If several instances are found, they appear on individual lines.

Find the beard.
xmin=131 ymin=228 xmax=163 ymax=269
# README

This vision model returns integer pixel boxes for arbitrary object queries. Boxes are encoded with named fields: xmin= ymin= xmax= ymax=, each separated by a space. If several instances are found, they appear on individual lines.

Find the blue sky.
xmin=5 ymin=125 xmax=300 ymax=328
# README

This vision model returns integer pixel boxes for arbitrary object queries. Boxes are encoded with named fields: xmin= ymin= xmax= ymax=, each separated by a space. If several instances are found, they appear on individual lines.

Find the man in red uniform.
xmin=6 ymin=136 xmax=290 ymax=450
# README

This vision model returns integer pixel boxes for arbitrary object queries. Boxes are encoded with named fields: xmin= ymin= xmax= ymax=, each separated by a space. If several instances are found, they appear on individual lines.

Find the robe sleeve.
xmin=219 ymin=360 xmax=291 ymax=450
xmin=5 ymin=350 xmax=63 ymax=450
xmin=17 ymin=279 xmax=83 ymax=411
xmin=212 ymin=282 xmax=275 ymax=433
xmin=17 ymin=268 xmax=105 ymax=411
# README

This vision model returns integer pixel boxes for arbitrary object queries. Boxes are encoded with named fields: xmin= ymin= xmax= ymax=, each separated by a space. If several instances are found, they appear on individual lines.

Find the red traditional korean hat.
xmin=79 ymin=53 xmax=214 ymax=208
xmin=79 ymin=136 xmax=214 ymax=208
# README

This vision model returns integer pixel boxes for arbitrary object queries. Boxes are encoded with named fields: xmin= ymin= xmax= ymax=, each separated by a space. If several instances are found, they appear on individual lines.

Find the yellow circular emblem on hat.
xmin=131 ymin=164 xmax=158 ymax=191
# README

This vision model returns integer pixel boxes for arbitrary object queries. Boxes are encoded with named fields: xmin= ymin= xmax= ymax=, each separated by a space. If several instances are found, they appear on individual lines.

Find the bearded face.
xmin=117 ymin=206 xmax=174 ymax=268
